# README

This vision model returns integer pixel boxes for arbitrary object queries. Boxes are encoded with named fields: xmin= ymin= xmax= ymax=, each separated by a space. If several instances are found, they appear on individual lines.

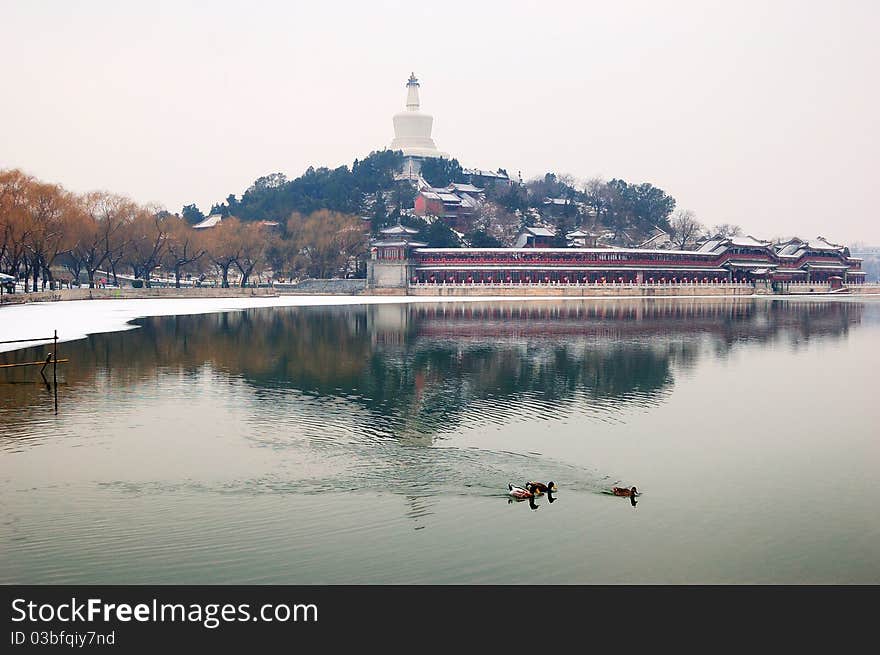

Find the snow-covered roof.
xmin=420 ymin=191 xmax=442 ymax=201
xmin=457 ymin=193 xmax=478 ymax=209
xmin=449 ymin=183 xmax=483 ymax=194
xmin=729 ymin=235 xmax=771 ymax=248
xmin=192 ymin=214 xmax=223 ymax=229
xmin=437 ymin=192 xmax=462 ymax=204
xmin=380 ymin=225 xmax=420 ymax=235
xmin=776 ymin=243 xmax=802 ymax=256
xmin=372 ymin=240 xmax=427 ymax=247
xmin=463 ymin=168 xmax=509 ymax=179
xmin=566 ymin=229 xmax=593 ymax=238
xmin=774 ymin=236 xmax=846 ymax=256
xmin=724 ymin=260 xmax=777 ymax=268
xmin=523 ymin=226 xmax=556 ymax=237
xmin=696 ymin=238 xmax=724 ymax=253
xmin=543 ymin=198 xmax=571 ymax=205
xmin=638 ymin=227 xmax=671 ymax=248
xmin=807 ymin=237 xmax=844 ymax=251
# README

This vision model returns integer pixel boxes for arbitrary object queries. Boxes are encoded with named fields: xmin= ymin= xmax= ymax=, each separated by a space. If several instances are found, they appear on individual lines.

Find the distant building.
xmin=414 ymin=184 xmax=483 ymax=224
xmin=638 ymin=226 xmax=671 ymax=249
xmin=541 ymin=197 xmax=575 ymax=213
xmin=566 ymin=229 xmax=600 ymax=248
xmin=514 ymin=226 xmax=556 ymax=248
xmin=192 ymin=214 xmax=223 ymax=230
xmin=463 ymin=168 xmax=513 ymax=187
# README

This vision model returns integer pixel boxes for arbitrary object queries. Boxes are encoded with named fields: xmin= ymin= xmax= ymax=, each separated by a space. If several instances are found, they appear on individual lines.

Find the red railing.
xmin=414 ymin=252 xmax=853 ymax=270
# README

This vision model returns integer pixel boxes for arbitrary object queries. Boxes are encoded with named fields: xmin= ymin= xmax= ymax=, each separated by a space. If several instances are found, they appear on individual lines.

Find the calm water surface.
xmin=1 ymin=297 xmax=878 ymax=583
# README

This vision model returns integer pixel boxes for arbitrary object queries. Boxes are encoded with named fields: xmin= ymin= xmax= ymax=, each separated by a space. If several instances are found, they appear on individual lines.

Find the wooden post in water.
xmin=39 ymin=353 xmax=52 ymax=389
xmin=53 ymin=329 xmax=58 ymax=413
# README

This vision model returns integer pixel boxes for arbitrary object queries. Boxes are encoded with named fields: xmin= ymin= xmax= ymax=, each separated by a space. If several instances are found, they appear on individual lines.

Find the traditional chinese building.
xmin=367 ymin=225 xmax=427 ymax=289
xmin=367 ymin=227 xmax=864 ymax=288
xmin=513 ymin=226 xmax=556 ymax=248
xmin=414 ymin=183 xmax=483 ymax=223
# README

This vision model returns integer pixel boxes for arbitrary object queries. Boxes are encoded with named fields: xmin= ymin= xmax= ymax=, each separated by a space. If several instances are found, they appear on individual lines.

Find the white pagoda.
xmin=390 ymin=73 xmax=447 ymax=177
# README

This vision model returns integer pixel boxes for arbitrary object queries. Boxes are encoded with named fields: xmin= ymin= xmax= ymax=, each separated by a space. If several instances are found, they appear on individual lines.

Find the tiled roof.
xmin=192 ymin=214 xmax=223 ymax=229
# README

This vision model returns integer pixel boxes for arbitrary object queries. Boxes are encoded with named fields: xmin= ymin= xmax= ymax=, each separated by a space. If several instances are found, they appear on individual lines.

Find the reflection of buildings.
xmin=368 ymin=299 xmax=863 ymax=348
xmin=0 ymin=300 xmax=867 ymax=441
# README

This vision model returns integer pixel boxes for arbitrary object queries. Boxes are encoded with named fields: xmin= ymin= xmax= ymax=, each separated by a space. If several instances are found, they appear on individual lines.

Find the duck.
xmin=508 ymin=483 xmax=533 ymax=499
xmin=526 ymin=481 xmax=557 ymax=495
xmin=611 ymin=486 xmax=638 ymax=497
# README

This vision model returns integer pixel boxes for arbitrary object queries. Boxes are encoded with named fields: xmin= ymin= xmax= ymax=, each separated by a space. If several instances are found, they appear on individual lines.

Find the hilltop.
xmin=188 ymin=150 xmax=700 ymax=250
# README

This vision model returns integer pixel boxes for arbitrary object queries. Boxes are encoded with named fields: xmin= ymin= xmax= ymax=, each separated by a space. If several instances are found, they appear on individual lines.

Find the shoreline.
xmin=1 ymin=291 xmax=877 ymax=355
xmin=3 ymin=282 xmax=879 ymax=307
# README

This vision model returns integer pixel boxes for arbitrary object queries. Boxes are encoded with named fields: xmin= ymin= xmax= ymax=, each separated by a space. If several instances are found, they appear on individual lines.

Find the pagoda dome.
xmin=390 ymin=73 xmax=447 ymax=159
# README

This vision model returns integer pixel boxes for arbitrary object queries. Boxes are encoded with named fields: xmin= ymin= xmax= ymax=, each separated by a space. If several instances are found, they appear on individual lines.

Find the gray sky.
xmin=2 ymin=0 xmax=877 ymax=243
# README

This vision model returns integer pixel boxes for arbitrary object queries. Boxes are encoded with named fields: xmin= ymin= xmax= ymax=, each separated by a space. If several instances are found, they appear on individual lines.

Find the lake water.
xmin=1 ymin=297 xmax=878 ymax=583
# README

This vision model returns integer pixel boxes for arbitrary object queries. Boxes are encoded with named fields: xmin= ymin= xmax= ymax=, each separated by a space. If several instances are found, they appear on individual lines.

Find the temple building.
xmin=463 ymin=168 xmax=514 ymax=188
xmin=514 ymin=226 xmax=556 ymax=248
xmin=390 ymin=73 xmax=447 ymax=177
xmin=414 ymin=182 xmax=483 ymax=225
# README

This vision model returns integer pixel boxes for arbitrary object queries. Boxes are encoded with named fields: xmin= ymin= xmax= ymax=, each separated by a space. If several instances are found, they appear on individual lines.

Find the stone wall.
xmin=275 ymin=279 xmax=366 ymax=295
xmin=0 ymin=287 xmax=279 ymax=305
xmin=366 ymin=260 xmax=411 ymax=289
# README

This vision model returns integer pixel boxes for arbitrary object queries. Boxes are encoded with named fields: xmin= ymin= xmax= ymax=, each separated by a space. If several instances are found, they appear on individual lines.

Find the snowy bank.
xmin=0 ymin=295 xmax=534 ymax=353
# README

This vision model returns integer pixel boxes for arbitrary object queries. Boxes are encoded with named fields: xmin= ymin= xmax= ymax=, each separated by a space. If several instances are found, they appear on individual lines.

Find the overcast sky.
xmin=1 ymin=0 xmax=877 ymax=243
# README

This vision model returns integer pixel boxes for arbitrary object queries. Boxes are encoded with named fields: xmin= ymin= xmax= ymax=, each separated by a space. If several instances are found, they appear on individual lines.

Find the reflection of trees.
xmin=0 ymin=299 xmax=865 ymax=438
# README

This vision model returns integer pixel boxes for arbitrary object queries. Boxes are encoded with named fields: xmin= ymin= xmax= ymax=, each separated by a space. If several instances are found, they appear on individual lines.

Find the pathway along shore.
xmin=2 ymin=281 xmax=879 ymax=305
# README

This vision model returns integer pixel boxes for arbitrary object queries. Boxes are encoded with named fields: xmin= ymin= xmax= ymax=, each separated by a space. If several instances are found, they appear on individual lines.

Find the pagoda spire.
xmin=406 ymin=72 xmax=420 ymax=111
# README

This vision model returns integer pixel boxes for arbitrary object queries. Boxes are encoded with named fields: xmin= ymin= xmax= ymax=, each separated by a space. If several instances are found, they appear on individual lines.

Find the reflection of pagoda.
xmin=390 ymin=73 xmax=448 ymax=179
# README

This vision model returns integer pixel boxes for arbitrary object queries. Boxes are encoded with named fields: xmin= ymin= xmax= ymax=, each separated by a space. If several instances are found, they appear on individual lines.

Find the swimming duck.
xmin=508 ymin=483 xmax=533 ymax=499
xmin=611 ymin=486 xmax=638 ymax=497
xmin=526 ymin=481 xmax=557 ymax=495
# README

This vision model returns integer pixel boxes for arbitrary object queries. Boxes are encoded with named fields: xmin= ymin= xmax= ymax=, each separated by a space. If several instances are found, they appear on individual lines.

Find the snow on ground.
xmin=0 ymin=295 xmax=535 ymax=353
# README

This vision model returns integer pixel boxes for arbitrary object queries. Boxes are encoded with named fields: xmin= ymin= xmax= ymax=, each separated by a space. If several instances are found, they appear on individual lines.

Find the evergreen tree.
xmin=420 ymin=157 xmax=465 ymax=188
xmin=181 ymin=203 xmax=205 ymax=225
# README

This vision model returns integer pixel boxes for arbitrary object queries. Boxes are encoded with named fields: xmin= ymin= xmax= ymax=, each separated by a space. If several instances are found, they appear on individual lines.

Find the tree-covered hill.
xmin=208 ymin=149 xmax=407 ymax=222
xmin=192 ymin=151 xmax=680 ymax=248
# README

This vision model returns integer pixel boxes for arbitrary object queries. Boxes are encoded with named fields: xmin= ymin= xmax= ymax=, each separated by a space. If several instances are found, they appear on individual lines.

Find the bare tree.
xmin=668 ymin=209 xmax=705 ymax=250
xmin=164 ymin=215 xmax=205 ymax=287
xmin=0 ymin=169 xmax=34 ymax=279
xmin=286 ymin=210 xmax=367 ymax=279
xmin=711 ymin=223 xmax=742 ymax=238
xmin=235 ymin=222 xmax=268 ymax=287
xmin=24 ymin=181 xmax=76 ymax=291
xmin=582 ymin=177 xmax=609 ymax=229
xmin=125 ymin=208 xmax=171 ymax=285
xmin=204 ymin=217 xmax=244 ymax=287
